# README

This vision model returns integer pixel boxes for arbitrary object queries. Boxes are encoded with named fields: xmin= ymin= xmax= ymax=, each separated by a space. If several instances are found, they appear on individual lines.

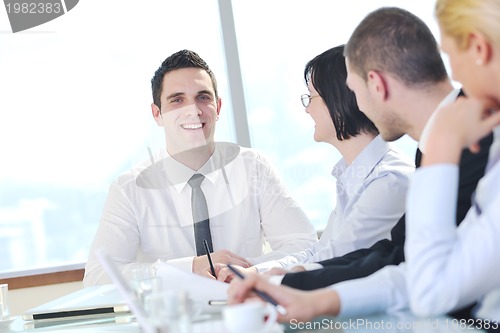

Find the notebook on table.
xmin=22 ymin=284 xmax=130 ymax=322
xmin=96 ymin=251 xmax=228 ymax=333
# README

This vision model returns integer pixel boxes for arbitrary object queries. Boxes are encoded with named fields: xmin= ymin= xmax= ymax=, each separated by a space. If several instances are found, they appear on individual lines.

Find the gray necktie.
xmin=188 ymin=173 xmax=213 ymax=255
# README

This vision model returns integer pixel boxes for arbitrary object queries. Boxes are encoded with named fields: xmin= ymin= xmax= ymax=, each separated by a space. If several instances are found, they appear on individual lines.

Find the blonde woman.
xmin=406 ymin=0 xmax=500 ymax=323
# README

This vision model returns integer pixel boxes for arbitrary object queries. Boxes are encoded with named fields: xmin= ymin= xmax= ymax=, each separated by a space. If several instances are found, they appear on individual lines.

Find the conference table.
xmin=2 ymin=312 xmax=488 ymax=333
xmin=1 ymin=286 xmax=487 ymax=333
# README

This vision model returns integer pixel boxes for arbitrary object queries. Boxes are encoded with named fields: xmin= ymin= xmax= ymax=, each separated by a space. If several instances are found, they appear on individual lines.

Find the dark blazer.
xmin=282 ymin=126 xmax=493 ymax=291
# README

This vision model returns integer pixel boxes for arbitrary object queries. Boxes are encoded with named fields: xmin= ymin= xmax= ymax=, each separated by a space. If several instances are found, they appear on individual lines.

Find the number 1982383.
xmin=6 ymin=2 xmax=62 ymax=14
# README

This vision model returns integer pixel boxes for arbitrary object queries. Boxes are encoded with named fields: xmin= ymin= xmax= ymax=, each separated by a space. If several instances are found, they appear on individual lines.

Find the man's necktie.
xmin=188 ymin=173 xmax=213 ymax=255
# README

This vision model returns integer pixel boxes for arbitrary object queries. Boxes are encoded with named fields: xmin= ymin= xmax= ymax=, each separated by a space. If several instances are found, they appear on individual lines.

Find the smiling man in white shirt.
xmin=83 ymin=50 xmax=317 ymax=286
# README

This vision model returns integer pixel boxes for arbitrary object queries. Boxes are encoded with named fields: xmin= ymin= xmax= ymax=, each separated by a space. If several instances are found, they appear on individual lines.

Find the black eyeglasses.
xmin=300 ymin=94 xmax=320 ymax=107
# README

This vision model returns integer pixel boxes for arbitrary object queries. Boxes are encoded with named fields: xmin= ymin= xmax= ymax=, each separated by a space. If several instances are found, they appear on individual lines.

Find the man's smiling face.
xmin=156 ymin=67 xmax=221 ymax=155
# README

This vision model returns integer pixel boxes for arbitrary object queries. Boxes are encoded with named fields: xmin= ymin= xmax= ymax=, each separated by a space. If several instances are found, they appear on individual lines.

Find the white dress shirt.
xmin=333 ymin=128 xmax=500 ymax=321
xmin=406 ymin=126 xmax=500 ymax=320
xmin=83 ymin=143 xmax=317 ymax=285
xmin=253 ymin=136 xmax=414 ymax=271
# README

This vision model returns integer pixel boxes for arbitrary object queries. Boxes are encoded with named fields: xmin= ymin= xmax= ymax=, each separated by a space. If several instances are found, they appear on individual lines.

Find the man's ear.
xmin=367 ymin=70 xmax=389 ymax=101
xmin=216 ymin=97 xmax=222 ymax=118
xmin=151 ymin=103 xmax=163 ymax=126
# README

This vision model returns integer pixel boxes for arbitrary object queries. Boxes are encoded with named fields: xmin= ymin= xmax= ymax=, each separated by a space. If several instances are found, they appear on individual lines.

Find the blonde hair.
xmin=435 ymin=0 xmax=500 ymax=50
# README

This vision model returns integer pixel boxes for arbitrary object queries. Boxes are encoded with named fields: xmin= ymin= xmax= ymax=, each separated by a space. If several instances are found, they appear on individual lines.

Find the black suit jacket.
xmin=282 ymin=133 xmax=493 ymax=291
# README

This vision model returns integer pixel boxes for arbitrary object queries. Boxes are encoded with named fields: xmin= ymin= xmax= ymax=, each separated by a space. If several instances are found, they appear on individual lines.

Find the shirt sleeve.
xmin=406 ymin=164 xmax=500 ymax=317
xmin=333 ymin=264 xmax=409 ymax=317
xmin=281 ymin=237 xmax=405 ymax=290
xmin=84 ymin=182 xmax=142 ymax=286
xmin=253 ymin=170 xmax=408 ymax=269
xmin=309 ymin=170 xmax=409 ymax=262
xmin=252 ymin=170 xmax=408 ymax=268
xmin=247 ymin=153 xmax=318 ymax=264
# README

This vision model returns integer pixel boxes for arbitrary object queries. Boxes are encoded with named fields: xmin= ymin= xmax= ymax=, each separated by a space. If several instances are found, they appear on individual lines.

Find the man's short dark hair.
xmin=151 ymin=49 xmax=218 ymax=108
xmin=345 ymin=7 xmax=448 ymax=88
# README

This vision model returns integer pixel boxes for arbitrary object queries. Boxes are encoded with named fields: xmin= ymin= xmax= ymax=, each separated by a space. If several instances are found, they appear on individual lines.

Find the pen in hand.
xmin=227 ymin=264 xmax=287 ymax=315
xmin=204 ymin=239 xmax=217 ymax=278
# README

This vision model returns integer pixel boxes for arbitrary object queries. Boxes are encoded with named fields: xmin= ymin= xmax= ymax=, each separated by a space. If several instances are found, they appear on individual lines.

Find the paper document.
xmin=155 ymin=262 xmax=228 ymax=304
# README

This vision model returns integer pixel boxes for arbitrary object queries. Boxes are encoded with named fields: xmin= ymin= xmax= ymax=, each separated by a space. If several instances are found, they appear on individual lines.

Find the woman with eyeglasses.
xmin=214 ymin=45 xmax=414 ymax=281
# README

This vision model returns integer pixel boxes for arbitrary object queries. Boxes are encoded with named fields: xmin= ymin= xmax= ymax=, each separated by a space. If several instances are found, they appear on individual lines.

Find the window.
xmin=0 ymin=0 xmax=234 ymax=273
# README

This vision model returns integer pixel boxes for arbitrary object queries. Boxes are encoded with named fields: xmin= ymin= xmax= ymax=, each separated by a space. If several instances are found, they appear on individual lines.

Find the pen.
xmin=226 ymin=264 xmax=287 ymax=315
xmin=204 ymin=239 xmax=217 ymax=277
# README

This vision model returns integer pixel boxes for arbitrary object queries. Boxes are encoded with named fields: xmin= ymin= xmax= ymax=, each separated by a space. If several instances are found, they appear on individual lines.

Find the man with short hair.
xmin=84 ymin=50 xmax=317 ymax=286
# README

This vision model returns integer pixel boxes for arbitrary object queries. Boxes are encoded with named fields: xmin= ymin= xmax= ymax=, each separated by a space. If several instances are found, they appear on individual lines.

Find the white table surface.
xmin=0 ymin=285 xmax=488 ymax=333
